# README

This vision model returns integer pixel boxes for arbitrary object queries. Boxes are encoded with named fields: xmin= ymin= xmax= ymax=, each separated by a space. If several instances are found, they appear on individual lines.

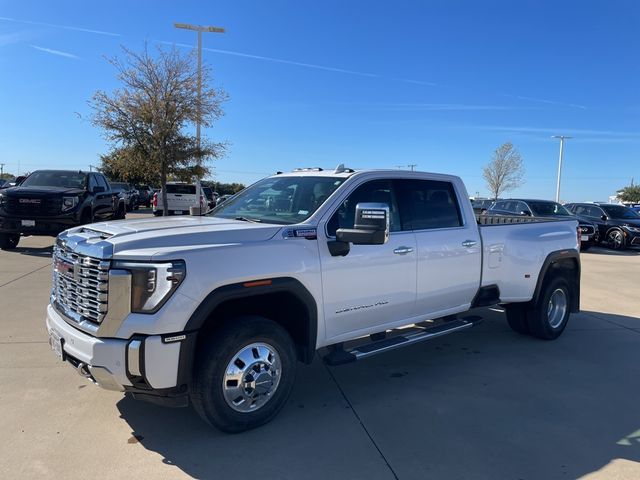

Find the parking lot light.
xmin=552 ymin=135 xmax=572 ymax=203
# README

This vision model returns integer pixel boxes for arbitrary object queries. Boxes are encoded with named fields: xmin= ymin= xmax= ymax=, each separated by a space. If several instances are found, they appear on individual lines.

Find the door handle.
xmin=393 ymin=246 xmax=414 ymax=255
xmin=462 ymin=240 xmax=477 ymax=248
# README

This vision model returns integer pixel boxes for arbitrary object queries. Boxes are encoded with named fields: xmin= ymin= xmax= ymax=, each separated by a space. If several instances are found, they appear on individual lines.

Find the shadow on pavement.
xmin=116 ymin=309 xmax=640 ymax=479
xmin=14 ymin=244 xmax=54 ymax=258
xmin=116 ymin=361 xmax=392 ymax=479
xmin=583 ymin=246 xmax=640 ymax=256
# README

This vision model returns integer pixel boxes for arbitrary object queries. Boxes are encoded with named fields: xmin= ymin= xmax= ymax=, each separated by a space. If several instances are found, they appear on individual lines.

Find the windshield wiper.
xmin=234 ymin=216 xmax=262 ymax=223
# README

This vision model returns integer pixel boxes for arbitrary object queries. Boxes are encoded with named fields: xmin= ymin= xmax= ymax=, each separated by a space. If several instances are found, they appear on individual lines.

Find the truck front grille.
xmin=6 ymin=196 xmax=62 ymax=216
xmin=52 ymin=243 xmax=110 ymax=326
xmin=579 ymin=225 xmax=595 ymax=235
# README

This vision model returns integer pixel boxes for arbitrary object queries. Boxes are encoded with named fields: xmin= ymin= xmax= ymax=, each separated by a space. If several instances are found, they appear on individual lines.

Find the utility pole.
xmin=552 ymin=135 xmax=572 ymax=202
xmin=174 ymin=22 xmax=225 ymax=161
xmin=408 ymin=164 xmax=417 ymax=171
xmin=0 ymin=163 xmax=4 ymax=178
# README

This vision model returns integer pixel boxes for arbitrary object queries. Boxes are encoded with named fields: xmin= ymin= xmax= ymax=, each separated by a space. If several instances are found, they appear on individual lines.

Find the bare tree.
xmin=90 ymin=44 xmax=226 ymax=215
xmin=483 ymin=142 xmax=525 ymax=199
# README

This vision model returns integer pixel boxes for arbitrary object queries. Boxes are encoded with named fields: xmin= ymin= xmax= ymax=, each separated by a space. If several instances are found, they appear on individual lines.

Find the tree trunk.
xmin=161 ymin=158 xmax=168 ymax=217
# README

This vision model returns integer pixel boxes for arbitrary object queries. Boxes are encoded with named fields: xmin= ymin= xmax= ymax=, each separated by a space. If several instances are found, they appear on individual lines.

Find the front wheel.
xmin=0 ymin=233 xmax=20 ymax=250
xmin=607 ymin=229 xmax=625 ymax=250
xmin=191 ymin=316 xmax=297 ymax=433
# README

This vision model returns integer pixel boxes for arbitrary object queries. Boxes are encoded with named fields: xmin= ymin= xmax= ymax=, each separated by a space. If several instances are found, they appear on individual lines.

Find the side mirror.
xmin=336 ymin=203 xmax=390 ymax=245
xmin=93 ymin=186 xmax=105 ymax=193
xmin=601 ymin=215 xmax=608 ymax=221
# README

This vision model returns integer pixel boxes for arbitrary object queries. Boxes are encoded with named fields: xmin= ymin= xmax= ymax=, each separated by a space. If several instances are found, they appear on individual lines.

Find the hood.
xmin=3 ymin=186 xmax=85 ymax=196
xmin=61 ymin=215 xmax=283 ymax=260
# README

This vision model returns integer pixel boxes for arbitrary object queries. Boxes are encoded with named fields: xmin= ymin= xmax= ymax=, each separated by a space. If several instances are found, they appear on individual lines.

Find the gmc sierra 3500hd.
xmin=46 ymin=166 xmax=581 ymax=432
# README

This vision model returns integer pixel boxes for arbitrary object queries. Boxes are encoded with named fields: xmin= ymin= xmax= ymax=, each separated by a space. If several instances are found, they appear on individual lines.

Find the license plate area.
xmin=49 ymin=329 xmax=65 ymax=361
xmin=22 ymin=219 xmax=36 ymax=227
xmin=581 ymin=235 xmax=589 ymax=241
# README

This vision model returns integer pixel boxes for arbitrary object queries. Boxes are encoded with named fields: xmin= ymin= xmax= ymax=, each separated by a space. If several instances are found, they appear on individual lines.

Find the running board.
xmin=323 ymin=316 xmax=483 ymax=366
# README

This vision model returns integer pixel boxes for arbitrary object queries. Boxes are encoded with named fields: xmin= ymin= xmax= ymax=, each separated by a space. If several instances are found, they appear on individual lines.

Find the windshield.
xmin=602 ymin=205 xmax=640 ymax=219
xmin=528 ymin=201 xmax=572 ymax=216
xmin=20 ymin=171 xmax=86 ymax=189
xmin=210 ymin=176 xmax=346 ymax=224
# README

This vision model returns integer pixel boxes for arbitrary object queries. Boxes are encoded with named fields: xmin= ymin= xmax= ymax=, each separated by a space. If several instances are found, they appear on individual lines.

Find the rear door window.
xmin=396 ymin=179 xmax=462 ymax=230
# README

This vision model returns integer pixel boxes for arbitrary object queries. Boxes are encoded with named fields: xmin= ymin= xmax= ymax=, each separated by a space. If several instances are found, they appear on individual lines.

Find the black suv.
xmin=488 ymin=199 xmax=597 ymax=250
xmin=0 ymin=170 xmax=119 ymax=250
xmin=565 ymin=203 xmax=640 ymax=250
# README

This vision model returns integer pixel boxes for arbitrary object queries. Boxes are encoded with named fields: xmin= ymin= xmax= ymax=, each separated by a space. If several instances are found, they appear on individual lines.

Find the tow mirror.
xmin=336 ymin=203 xmax=390 ymax=245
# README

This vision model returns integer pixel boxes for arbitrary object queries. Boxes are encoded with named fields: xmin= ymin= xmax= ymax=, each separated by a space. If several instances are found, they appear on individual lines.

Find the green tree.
xmin=482 ymin=142 xmax=525 ymax=199
xmin=617 ymin=183 xmax=640 ymax=203
xmin=90 ymin=44 xmax=227 ymax=214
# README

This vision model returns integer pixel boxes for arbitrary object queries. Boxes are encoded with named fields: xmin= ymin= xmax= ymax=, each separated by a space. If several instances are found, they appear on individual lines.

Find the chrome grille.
xmin=579 ymin=224 xmax=595 ymax=235
xmin=52 ymin=244 xmax=110 ymax=325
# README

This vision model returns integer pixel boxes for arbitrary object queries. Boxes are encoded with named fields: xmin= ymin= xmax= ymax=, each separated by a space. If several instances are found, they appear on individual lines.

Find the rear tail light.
xmin=152 ymin=193 xmax=157 ymax=207
xmin=577 ymin=226 xmax=581 ymax=250
xmin=200 ymin=194 xmax=205 ymax=207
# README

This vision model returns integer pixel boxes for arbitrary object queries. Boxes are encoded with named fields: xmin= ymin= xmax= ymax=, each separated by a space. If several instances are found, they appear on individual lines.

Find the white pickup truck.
xmin=46 ymin=166 xmax=581 ymax=432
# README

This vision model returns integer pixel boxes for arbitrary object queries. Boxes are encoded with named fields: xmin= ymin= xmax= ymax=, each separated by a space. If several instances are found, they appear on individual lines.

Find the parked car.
xmin=135 ymin=185 xmax=154 ymax=208
xmin=0 ymin=170 xmax=120 ymax=250
xmin=202 ymin=186 xmax=216 ymax=209
xmin=217 ymin=193 xmax=234 ymax=205
xmin=471 ymin=198 xmax=495 ymax=214
xmin=110 ymin=182 xmax=138 ymax=211
xmin=152 ymin=182 xmax=206 ymax=215
xmin=487 ymin=199 xmax=597 ymax=250
xmin=46 ymin=166 xmax=581 ymax=432
xmin=565 ymin=202 xmax=640 ymax=249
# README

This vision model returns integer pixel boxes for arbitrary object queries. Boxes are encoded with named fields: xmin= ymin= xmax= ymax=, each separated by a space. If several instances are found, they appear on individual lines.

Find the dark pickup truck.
xmin=0 ymin=170 xmax=122 ymax=250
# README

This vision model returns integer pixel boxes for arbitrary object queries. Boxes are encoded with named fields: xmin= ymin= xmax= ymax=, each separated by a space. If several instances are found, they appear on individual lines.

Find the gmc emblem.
xmin=19 ymin=198 xmax=41 ymax=204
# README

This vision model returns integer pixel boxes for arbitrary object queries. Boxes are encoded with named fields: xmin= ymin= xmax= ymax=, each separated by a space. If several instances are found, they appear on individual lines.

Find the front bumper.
xmin=0 ymin=212 xmax=80 ymax=236
xmin=46 ymin=304 xmax=196 ymax=404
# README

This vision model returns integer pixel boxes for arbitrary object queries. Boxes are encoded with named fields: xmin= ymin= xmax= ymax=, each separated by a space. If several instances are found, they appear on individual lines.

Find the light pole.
xmin=173 ymin=22 xmax=225 ymax=156
xmin=552 ymin=135 xmax=572 ymax=202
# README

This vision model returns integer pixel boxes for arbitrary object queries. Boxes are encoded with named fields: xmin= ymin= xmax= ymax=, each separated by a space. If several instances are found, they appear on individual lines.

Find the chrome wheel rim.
xmin=547 ymin=288 xmax=568 ymax=329
xmin=222 ymin=342 xmax=282 ymax=413
xmin=608 ymin=230 xmax=623 ymax=248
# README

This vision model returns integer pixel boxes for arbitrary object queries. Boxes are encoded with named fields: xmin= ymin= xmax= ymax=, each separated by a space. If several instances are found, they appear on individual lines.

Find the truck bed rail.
xmin=476 ymin=214 xmax=563 ymax=226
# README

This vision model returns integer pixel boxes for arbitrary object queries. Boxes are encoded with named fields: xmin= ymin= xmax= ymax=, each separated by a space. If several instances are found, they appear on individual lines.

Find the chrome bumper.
xmin=46 ymin=304 xmax=129 ymax=391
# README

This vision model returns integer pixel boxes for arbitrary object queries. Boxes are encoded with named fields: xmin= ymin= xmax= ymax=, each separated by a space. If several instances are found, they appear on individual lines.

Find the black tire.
xmin=606 ymin=229 xmax=625 ymax=250
xmin=526 ymin=276 xmax=571 ymax=340
xmin=504 ymin=303 xmax=530 ymax=335
xmin=580 ymin=241 xmax=592 ymax=251
xmin=191 ymin=316 xmax=297 ymax=433
xmin=0 ymin=233 xmax=20 ymax=250
xmin=152 ymin=210 xmax=162 ymax=216
xmin=80 ymin=209 xmax=93 ymax=225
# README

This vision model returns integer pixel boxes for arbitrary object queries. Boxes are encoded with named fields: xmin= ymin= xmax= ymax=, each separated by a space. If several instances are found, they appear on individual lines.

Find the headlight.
xmin=624 ymin=225 xmax=640 ymax=233
xmin=0 ymin=193 xmax=5 ymax=207
xmin=62 ymin=196 xmax=79 ymax=211
xmin=112 ymin=260 xmax=186 ymax=313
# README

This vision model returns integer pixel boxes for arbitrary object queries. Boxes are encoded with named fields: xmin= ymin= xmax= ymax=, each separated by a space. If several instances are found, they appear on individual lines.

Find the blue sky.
xmin=0 ymin=0 xmax=638 ymax=201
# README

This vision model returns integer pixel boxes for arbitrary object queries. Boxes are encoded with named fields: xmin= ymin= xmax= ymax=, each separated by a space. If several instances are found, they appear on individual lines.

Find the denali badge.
xmin=19 ymin=198 xmax=41 ymax=204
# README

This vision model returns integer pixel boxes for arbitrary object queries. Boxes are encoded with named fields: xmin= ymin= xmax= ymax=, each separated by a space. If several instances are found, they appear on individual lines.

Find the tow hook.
xmin=77 ymin=362 xmax=92 ymax=379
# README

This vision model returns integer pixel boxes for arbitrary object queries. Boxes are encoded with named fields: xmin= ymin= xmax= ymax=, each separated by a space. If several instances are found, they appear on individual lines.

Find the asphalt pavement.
xmin=1 ymin=211 xmax=639 ymax=479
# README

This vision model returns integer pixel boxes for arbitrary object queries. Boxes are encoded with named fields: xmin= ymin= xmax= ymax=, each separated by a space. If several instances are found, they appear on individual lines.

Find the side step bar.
xmin=323 ymin=316 xmax=483 ymax=366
